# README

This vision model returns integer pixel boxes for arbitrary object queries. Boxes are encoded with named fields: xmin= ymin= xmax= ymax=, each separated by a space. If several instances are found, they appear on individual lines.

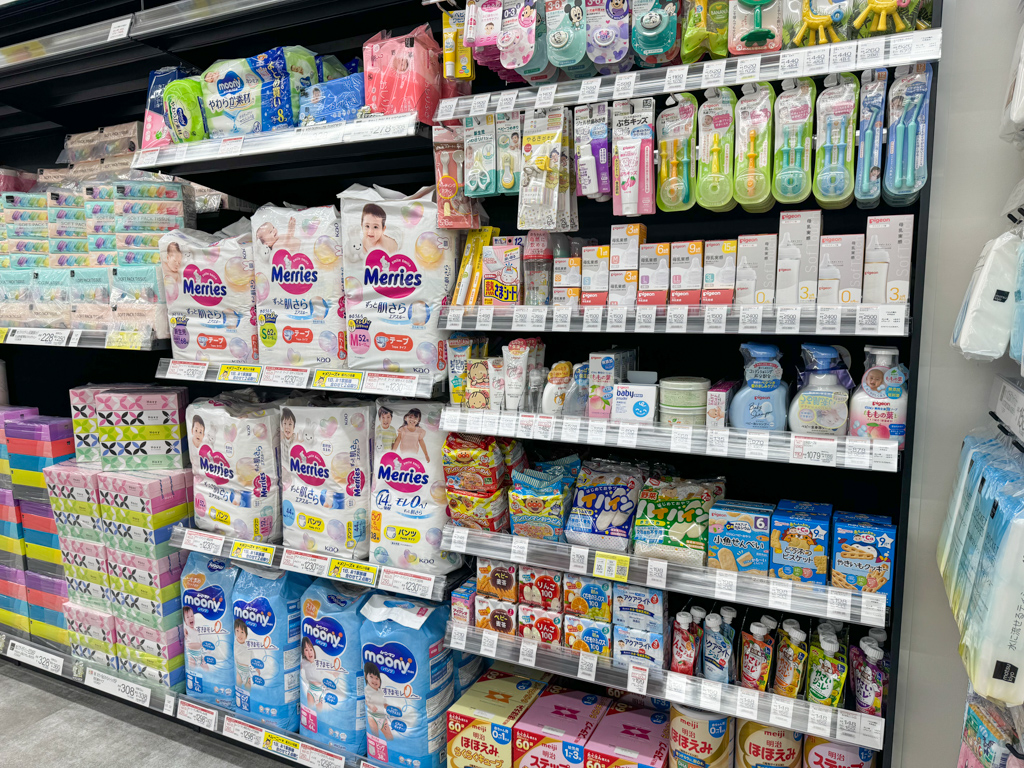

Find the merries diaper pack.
xmin=181 ymin=552 xmax=239 ymax=708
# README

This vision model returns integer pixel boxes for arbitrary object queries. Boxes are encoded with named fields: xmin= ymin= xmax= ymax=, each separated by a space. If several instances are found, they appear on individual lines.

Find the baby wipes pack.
xmin=360 ymin=594 xmax=454 ymax=768
xmin=566 ymin=461 xmax=643 ymax=552
xmin=300 ymin=579 xmax=373 ymax=753
xmin=253 ymin=205 xmax=345 ymax=369
xmin=181 ymin=552 xmax=239 ymax=708
xmin=339 ymin=184 xmax=455 ymax=382
xmin=370 ymin=399 xmax=461 ymax=575
xmin=633 ymin=477 xmax=716 ymax=566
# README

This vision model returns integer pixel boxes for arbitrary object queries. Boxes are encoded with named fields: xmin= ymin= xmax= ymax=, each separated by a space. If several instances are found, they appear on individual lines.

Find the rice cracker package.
xmin=632 ymin=477 xmax=716 ymax=567
xmin=566 ymin=461 xmax=643 ymax=552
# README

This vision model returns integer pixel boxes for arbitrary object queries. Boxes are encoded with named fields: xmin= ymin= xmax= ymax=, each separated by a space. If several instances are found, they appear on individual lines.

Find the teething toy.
xmin=740 ymin=0 xmax=777 ymax=45
xmin=792 ymin=0 xmax=841 ymax=45
xmin=854 ymin=0 xmax=906 ymax=34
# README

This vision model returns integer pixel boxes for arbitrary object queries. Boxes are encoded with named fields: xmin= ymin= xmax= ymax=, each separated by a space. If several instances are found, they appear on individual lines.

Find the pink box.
xmin=106 ymin=550 xmax=186 ymax=588
xmin=64 ymin=601 xmax=118 ymax=644
xmin=584 ymin=704 xmax=670 ymax=768
xmin=514 ymin=688 xmax=611 ymax=768
xmin=94 ymin=388 xmax=188 ymax=413
xmin=96 ymin=468 xmax=191 ymax=498
xmin=114 ymin=616 xmax=184 ymax=657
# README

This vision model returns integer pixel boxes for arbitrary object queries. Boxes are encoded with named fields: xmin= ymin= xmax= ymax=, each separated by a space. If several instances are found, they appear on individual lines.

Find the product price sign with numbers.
xmin=593 ymin=551 xmax=629 ymax=582
xmin=469 ymin=93 xmax=490 ymax=116
xmin=664 ymin=65 xmax=688 ymax=92
xmin=700 ymin=59 xmax=726 ymax=88
xmin=476 ymin=305 xmax=494 ymax=331
xmin=562 ymin=416 xmax=581 ymax=442
xmin=535 ymin=415 xmax=555 ymax=441
xmin=535 ymin=84 xmax=557 ymax=109
xmin=776 ymin=305 xmax=801 ymax=334
xmin=517 ymin=413 xmax=536 ymax=439
xmin=857 ymin=38 xmax=885 ymax=68
xmin=736 ymin=688 xmax=759 ymax=720
xmin=497 ymin=90 xmax=518 ymax=113
xmin=9 ymin=640 xmax=63 ymax=676
xmin=613 ymin=72 xmax=637 ymax=100
xmin=617 ymin=422 xmax=638 ymax=448
xmin=299 ymin=742 xmax=346 ymax=768
xmin=481 ymin=630 xmax=499 ymax=657
xmin=804 ymin=47 xmax=829 ymax=75
xmin=815 ymin=304 xmax=841 ymax=335
xmin=587 ymin=420 xmax=607 ymax=445
xmin=607 ymin=306 xmax=627 ymax=332
xmin=569 ymin=546 xmax=589 ymax=574
xmin=466 ymin=410 xmax=484 ymax=435
xmin=178 ymin=699 xmax=218 ymax=730
xmin=856 ymin=305 xmax=880 ymax=335
xmin=280 ymin=549 xmax=331 ymax=578
xmin=450 ymin=527 xmax=469 ymax=553
xmin=446 ymin=307 xmax=465 ymax=330
xmin=790 ymin=435 xmax=837 ymax=467
xmin=778 ymin=49 xmax=805 ymax=78
xmin=736 ymin=55 xmax=761 ymax=83
xmin=829 ymin=41 xmax=856 ymax=72
xmin=769 ymin=696 xmax=794 ymax=728
xmin=498 ymin=412 xmax=517 ymax=437
xmin=512 ymin=306 xmax=531 ymax=331
xmin=85 ymin=667 xmax=152 ymax=707
xmin=519 ymin=639 xmax=538 ymax=667
xmin=259 ymin=365 xmax=310 ymax=389
xmin=378 ymin=567 xmax=435 ymax=599
xmin=738 ymin=305 xmax=763 ymax=334
xmin=583 ymin=306 xmax=603 ymax=331
xmin=706 ymin=428 xmax=729 ymax=457
xmin=665 ymin=305 xmax=688 ymax=333
xmin=552 ymin=305 xmax=572 ymax=331
xmin=634 ymin=305 xmax=656 ymax=332
xmin=744 ymin=431 xmax=768 ymax=461
xmin=714 ymin=569 xmax=737 ymax=601
xmin=646 ymin=559 xmax=667 ymax=589
xmin=436 ymin=98 xmax=458 ymax=121
xmin=670 ymin=424 xmax=692 ymax=453
xmin=578 ymin=78 xmax=602 ymax=103
xmin=627 ymin=663 xmax=649 ymax=695
xmin=702 ymin=305 xmax=727 ymax=334
xmin=181 ymin=529 xmax=225 ymax=556
xmin=166 ymin=360 xmax=209 ymax=382
xmin=577 ymin=651 xmax=598 ymax=682
xmin=807 ymin=705 xmax=833 ymax=738
xmin=230 ymin=541 xmax=275 ymax=566
xmin=224 ymin=716 xmax=266 ymax=749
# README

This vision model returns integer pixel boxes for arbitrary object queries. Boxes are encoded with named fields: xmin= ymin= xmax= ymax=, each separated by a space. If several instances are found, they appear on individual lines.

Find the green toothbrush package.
xmin=656 ymin=93 xmax=698 ymax=212
xmin=813 ymin=72 xmax=859 ymax=210
xmin=734 ymin=82 xmax=775 ymax=213
xmin=772 ymin=76 xmax=816 ymax=205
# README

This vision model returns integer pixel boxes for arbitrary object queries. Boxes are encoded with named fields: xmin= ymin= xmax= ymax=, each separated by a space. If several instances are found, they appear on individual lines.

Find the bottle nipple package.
xmin=697 ymin=86 xmax=737 ymax=213
xmin=656 ymin=94 xmax=698 ymax=212
xmin=772 ymin=77 xmax=815 ymax=205
xmin=813 ymin=72 xmax=859 ymax=210
xmin=734 ymin=82 xmax=775 ymax=213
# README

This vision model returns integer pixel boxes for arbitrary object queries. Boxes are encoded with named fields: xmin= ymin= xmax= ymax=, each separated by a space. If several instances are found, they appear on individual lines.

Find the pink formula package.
xmin=513 ymin=687 xmax=611 ymax=768
xmin=363 ymin=24 xmax=442 ymax=124
xmin=584 ymin=702 xmax=671 ymax=768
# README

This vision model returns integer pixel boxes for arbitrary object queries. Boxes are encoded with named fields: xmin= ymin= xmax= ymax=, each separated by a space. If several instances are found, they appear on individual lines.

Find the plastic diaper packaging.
xmin=252 ymin=204 xmax=344 ymax=368
xmin=299 ymin=76 xmax=366 ymax=126
xmin=370 ymin=399 xmax=461 ymax=575
xmin=339 ymin=184 xmax=455 ymax=381
xmin=632 ymin=476 xmax=715 ymax=565
xmin=232 ymin=564 xmax=313 ymax=731
xmin=566 ymin=460 xmax=643 ymax=552
xmin=299 ymin=579 xmax=373 ymax=753
xmin=281 ymin=401 xmax=373 ymax=559
xmin=359 ymin=594 xmax=453 ymax=768
xmin=161 ymin=228 xmax=259 ymax=364
xmin=181 ymin=552 xmax=239 ymax=708
xmin=164 ymin=77 xmax=210 ymax=144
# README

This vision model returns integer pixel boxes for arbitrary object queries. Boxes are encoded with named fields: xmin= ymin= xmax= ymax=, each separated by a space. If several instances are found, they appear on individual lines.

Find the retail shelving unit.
xmin=0 ymin=327 xmax=169 ymax=350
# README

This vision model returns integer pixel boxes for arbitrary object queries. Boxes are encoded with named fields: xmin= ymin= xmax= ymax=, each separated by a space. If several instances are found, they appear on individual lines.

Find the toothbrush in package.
xmin=855 ymin=68 xmax=887 ymax=209
xmin=883 ymin=62 xmax=932 ymax=207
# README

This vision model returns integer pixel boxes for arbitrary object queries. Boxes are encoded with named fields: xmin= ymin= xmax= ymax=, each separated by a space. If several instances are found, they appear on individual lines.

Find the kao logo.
xmin=289 ymin=445 xmax=329 ymax=486
xmin=183 ymin=264 xmax=228 ymax=307
xmin=270 ymin=249 xmax=318 ymax=295
xmin=363 ymin=250 xmax=423 ymax=300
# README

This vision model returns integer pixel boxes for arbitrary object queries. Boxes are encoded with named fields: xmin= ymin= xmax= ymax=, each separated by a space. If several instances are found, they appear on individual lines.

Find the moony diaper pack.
xmin=299 ymin=579 xmax=373 ymax=753
xmin=252 ymin=205 xmax=345 ymax=369
xmin=360 ymin=594 xmax=454 ymax=768
xmin=181 ymin=552 xmax=239 ymax=708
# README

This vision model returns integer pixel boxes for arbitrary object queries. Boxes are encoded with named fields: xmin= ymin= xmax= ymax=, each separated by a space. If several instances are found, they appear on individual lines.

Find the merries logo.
xmin=233 ymin=596 xmax=276 ymax=636
xmin=199 ymin=445 xmax=233 ymax=485
xmin=183 ymin=264 xmax=227 ymax=307
xmin=302 ymin=616 xmax=346 ymax=656
xmin=363 ymin=642 xmax=417 ymax=684
xmin=289 ymin=445 xmax=329 ymax=486
xmin=376 ymin=452 xmax=429 ymax=493
xmin=363 ymin=251 xmax=422 ymax=300
xmin=271 ymin=249 xmax=318 ymax=296
xmin=183 ymin=585 xmax=227 ymax=620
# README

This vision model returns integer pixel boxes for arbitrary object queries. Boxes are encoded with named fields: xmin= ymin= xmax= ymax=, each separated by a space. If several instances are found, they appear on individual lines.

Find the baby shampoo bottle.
xmin=850 ymin=345 xmax=909 ymax=448
xmin=788 ymin=344 xmax=850 ymax=436
xmin=729 ymin=343 xmax=788 ymax=431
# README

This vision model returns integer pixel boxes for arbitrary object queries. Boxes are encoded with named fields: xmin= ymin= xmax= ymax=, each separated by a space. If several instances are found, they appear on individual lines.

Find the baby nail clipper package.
xmin=464 ymin=115 xmax=497 ymax=198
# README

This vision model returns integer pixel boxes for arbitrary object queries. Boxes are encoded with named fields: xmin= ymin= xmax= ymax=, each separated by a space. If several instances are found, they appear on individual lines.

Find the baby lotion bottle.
xmin=850 ymin=345 xmax=909 ymax=448
xmin=788 ymin=344 xmax=850 ymax=436
xmin=729 ymin=343 xmax=788 ymax=431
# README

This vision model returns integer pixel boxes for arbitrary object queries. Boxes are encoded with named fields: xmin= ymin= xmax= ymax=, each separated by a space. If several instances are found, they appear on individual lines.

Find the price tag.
xmin=861 ymin=593 xmax=887 ymax=626
xmin=578 ymin=78 xmax=602 ymax=103
xmin=299 ymin=742 xmax=347 ymax=768
xmin=330 ymin=559 xmax=379 ymax=588
xmin=871 ymin=440 xmax=899 ymax=472
xmin=714 ymin=570 xmax=737 ymax=601
xmin=646 ymin=559 xmax=667 ymax=589
xmin=218 ymin=137 xmax=244 ymax=156
xmin=844 ymin=436 xmax=871 ymax=469
xmin=627 ymin=663 xmax=649 ymax=695
xmin=827 ymin=590 xmax=852 ymax=622
xmin=879 ymin=306 xmax=904 ymax=335
xmin=178 ymin=699 xmax=218 ymax=730
xmin=8 ymin=640 xmax=64 ymax=675
xmin=224 ymin=716 xmax=266 ymax=749
xmin=807 ymin=705 xmax=833 ymax=738
xmin=889 ymin=32 xmax=915 ymax=61
xmin=587 ymin=420 xmax=607 ymax=445
xmin=744 ymin=431 xmax=768 ymax=461
xmin=664 ymin=672 xmax=690 ymax=703
xmin=699 ymin=679 xmax=722 ymax=712
xmin=446 ymin=307 xmax=465 ymax=330
xmin=617 ymin=422 xmax=638 ymax=448
xmin=706 ymin=428 xmax=729 ymax=457
xmin=613 ymin=72 xmax=637 ymax=100
xmin=107 ymin=18 xmax=132 ymax=40
xmin=528 ymin=306 xmax=547 ymax=330
xmin=856 ymin=305 xmax=879 ymax=335
xmin=858 ymin=38 xmax=885 ymax=68
xmin=497 ymin=90 xmax=519 ymax=113
xmin=702 ymin=304 xmax=727 ymax=334
xmin=671 ymin=425 xmax=693 ymax=453
xmin=861 ymin=714 xmax=884 ymax=750
xmin=804 ymin=47 xmax=829 ymax=75
xmin=768 ymin=579 xmax=792 ymax=611
xmin=85 ymin=667 xmax=152 ymax=707
xmin=467 ymin=410 xmax=485 ymax=434
xmin=776 ymin=305 xmax=801 ymax=333
xmin=257 ymin=364 xmax=309 ymax=389
xmin=9 ymin=328 xmax=70 ymax=346
xmin=700 ymin=59 xmax=726 ymax=88
xmin=607 ymin=306 xmax=627 ymax=332
xmin=552 ymin=305 xmax=572 ymax=331
xmin=510 ymin=536 xmax=530 ymax=563
xmin=134 ymin=149 xmax=158 ymax=168
xmin=593 ymin=551 xmax=630 ymax=582
xmin=829 ymin=41 xmax=857 ymax=72
xmin=450 ymin=527 xmax=469 ymax=553
xmin=367 ymin=372 xmax=419 ymax=397
xmin=499 ymin=412 xmax=518 ymax=436
xmin=213 ymin=363 xmax=258 ymax=384
xmin=535 ymin=84 xmax=557 ymax=109
xmin=469 ymin=93 xmax=490 ymax=116
xmin=477 ymin=305 xmax=494 ymax=330
xmin=519 ymin=639 xmax=538 ymax=666
xmin=577 ymin=651 xmax=598 ymax=682
xmin=583 ymin=306 xmax=603 ymax=331
xmin=790 ymin=435 xmax=838 ymax=467
xmin=913 ymin=29 xmax=942 ymax=60
xmin=837 ymin=710 xmax=860 ymax=743
xmin=569 ymin=546 xmax=589 ymax=574
xmin=517 ymin=413 xmax=536 ymax=439
xmin=778 ymin=49 xmax=805 ymax=78
xmin=736 ymin=55 xmax=761 ymax=83
xmin=264 ymin=732 xmax=302 ymax=761
xmin=228 ymin=540 xmax=275 ymax=566
xmin=736 ymin=688 xmax=759 ymax=720
xmin=664 ymin=65 xmax=689 ymax=92
xmin=379 ymin=567 xmax=436 ymax=599
xmin=665 ymin=305 xmax=688 ymax=333
xmin=562 ymin=416 xmax=581 ymax=443
xmin=181 ymin=529 xmax=225 ymax=556
xmin=68 ymin=329 xmax=83 ymax=347
xmin=738 ymin=305 xmax=763 ymax=334
xmin=481 ymin=630 xmax=499 ymax=657
xmin=166 ymin=360 xmax=209 ymax=382
xmin=439 ymin=409 xmax=456 ymax=431
xmin=535 ymin=415 xmax=555 ymax=441
xmin=512 ymin=306 xmax=531 ymax=331
xmin=436 ymin=98 xmax=459 ymax=121
xmin=163 ymin=695 xmax=176 ymax=715
xmin=451 ymin=624 xmax=468 ymax=650
xmin=815 ymin=304 xmax=841 ymax=335
xmin=280 ymin=548 xmax=331 ymax=578
xmin=634 ymin=305 xmax=656 ymax=332
xmin=769 ymin=696 xmax=794 ymax=728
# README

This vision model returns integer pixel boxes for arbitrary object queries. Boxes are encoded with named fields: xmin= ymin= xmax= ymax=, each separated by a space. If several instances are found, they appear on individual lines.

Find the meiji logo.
xmin=552 ymin=705 xmax=581 ymax=720
xmin=183 ymin=586 xmax=227 ymax=620
xmin=270 ymin=249 xmax=318 ymax=295
xmin=289 ymin=445 xmax=329 ymax=486
xmin=363 ymin=642 xmax=417 ymax=684
xmin=377 ymin=452 xmax=429 ymax=493
xmin=199 ymin=445 xmax=233 ymax=485
xmin=217 ymin=71 xmax=243 ymax=95
xmin=363 ymin=250 xmax=423 ymax=300
xmin=233 ymin=596 xmax=276 ymax=635
xmin=182 ymin=264 xmax=228 ymax=307
xmin=302 ymin=616 xmax=346 ymax=656
xmin=621 ymin=724 xmax=651 ymax=739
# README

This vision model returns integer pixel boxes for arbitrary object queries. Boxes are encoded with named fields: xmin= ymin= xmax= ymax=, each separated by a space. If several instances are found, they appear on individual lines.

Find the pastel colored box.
xmin=53 ymin=511 xmax=104 ymax=541
xmin=93 ymin=389 xmax=188 ymax=412
xmin=68 ymin=630 xmax=118 ymax=655
xmin=611 ymin=584 xmax=668 ymax=634
xmin=563 ymin=575 xmax=612 ymax=622
xmin=7 ymin=417 xmax=74 ymax=442
xmin=114 ymin=616 xmax=184 ymax=657
xmin=65 ymin=578 xmax=108 ymax=610
xmin=769 ymin=509 xmax=830 ymax=585
xmin=831 ymin=512 xmax=896 ymax=606
xmin=448 ymin=671 xmax=547 ymax=768
xmin=612 ymin=626 xmax=667 ymax=669
xmin=98 ymin=424 xmax=184 ymax=443
xmin=518 ymin=604 xmax=562 ymax=644
xmin=563 ymin=616 xmax=612 ymax=657
xmin=117 ymin=656 xmax=185 ymax=690
xmin=63 ymin=602 xmax=118 ymax=644
xmin=451 ymin=579 xmax=476 ymax=625
xmin=106 ymin=552 xmax=185 ymax=589
xmin=584 ymin=704 xmax=670 ymax=768
xmin=99 ymin=446 xmax=186 ymax=471
xmin=62 ymin=562 xmax=109 ymax=588
xmin=118 ymin=640 xmax=185 ymax=669
xmin=707 ymin=502 xmax=772 ymax=575
xmin=97 ymin=409 xmax=184 ymax=427
xmin=513 ymin=688 xmax=611 ymax=768
xmin=519 ymin=565 xmax=562 ymax=610
xmin=475 ymin=595 xmax=517 ymax=635
xmin=100 ymin=501 xmax=190 ymax=532
xmin=108 ymin=573 xmax=180 ymax=604
xmin=70 ymin=644 xmax=119 ymax=671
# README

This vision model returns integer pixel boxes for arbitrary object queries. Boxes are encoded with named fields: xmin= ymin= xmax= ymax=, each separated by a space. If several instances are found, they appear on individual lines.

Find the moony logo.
xmin=363 ymin=642 xmax=417 ymax=684
xmin=270 ymin=249 xmax=318 ymax=296
xmin=302 ymin=616 xmax=346 ymax=655
xmin=376 ymin=452 xmax=429 ymax=493
xmin=217 ymin=71 xmax=243 ymax=95
xmin=363 ymin=251 xmax=422 ymax=300
xmin=182 ymin=264 xmax=227 ymax=307
xmin=233 ymin=596 xmax=276 ymax=635
xmin=199 ymin=445 xmax=233 ymax=485
xmin=289 ymin=445 xmax=329 ymax=486
xmin=183 ymin=586 xmax=227 ymax=621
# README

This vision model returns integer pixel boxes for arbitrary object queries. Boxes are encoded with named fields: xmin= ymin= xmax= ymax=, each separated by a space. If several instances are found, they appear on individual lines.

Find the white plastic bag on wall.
xmin=952 ymin=232 xmax=1022 ymax=361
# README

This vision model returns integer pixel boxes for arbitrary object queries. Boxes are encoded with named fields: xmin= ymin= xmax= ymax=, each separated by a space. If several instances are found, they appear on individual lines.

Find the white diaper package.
xmin=952 ymin=232 xmax=1022 ymax=361
xmin=566 ymin=460 xmax=643 ymax=552
xmin=161 ymin=228 xmax=258 ymax=364
xmin=339 ymin=185 xmax=455 ymax=382
xmin=281 ymin=400 xmax=374 ymax=559
xmin=252 ymin=205 xmax=346 ymax=369
xmin=370 ymin=399 xmax=461 ymax=574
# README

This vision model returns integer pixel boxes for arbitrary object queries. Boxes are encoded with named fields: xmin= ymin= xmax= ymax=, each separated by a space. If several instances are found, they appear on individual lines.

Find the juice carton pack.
xmin=519 ymin=604 xmax=562 ymax=644
xmin=584 ymin=701 xmax=671 ymax=768
xmin=519 ymin=565 xmax=562 ymax=610
xmin=707 ymin=501 xmax=772 ymax=575
xmin=612 ymin=626 xmax=668 ymax=670
xmin=611 ymin=584 xmax=668 ymax=634
xmin=564 ymin=575 xmax=611 ymax=621
xmin=832 ymin=513 xmax=896 ymax=606
xmin=513 ymin=687 xmax=611 ymax=768
xmin=451 ymin=579 xmax=476 ymax=624
xmin=564 ymin=616 xmax=612 ymax=657
xmin=769 ymin=508 xmax=830 ymax=584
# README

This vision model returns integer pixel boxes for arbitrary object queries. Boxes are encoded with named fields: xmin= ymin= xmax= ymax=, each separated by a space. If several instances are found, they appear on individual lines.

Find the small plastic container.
xmin=659 ymin=404 xmax=706 ymax=426
xmin=659 ymin=377 xmax=711 ymax=407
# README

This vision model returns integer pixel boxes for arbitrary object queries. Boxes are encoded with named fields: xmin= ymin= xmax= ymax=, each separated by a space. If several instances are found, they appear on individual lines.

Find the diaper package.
xmin=252 ymin=205 xmax=345 ymax=369
xmin=181 ymin=552 xmax=239 ymax=708
xmin=632 ymin=477 xmax=716 ymax=566
xmin=281 ymin=401 xmax=373 ymax=558
xmin=299 ymin=579 xmax=373 ymax=753
xmin=232 ymin=565 xmax=313 ymax=731
xmin=339 ymin=185 xmax=455 ymax=382
xmin=567 ymin=461 xmax=643 ymax=552
xmin=161 ymin=228 xmax=259 ymax=364
xmin=359 ymin=594 xmax=453 ymax=768
xmin=370 ymin=399 xmax=461 ymax=575
xmin=952 ymin=232 xmax=1021 ymax=361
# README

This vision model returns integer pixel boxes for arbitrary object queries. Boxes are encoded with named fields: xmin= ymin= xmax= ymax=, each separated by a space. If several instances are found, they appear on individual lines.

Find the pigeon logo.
xmin=182 ymin=264 xmax=227 ymax=307
xmin=364 ymin=250 xmax=422 ymax=300
xmin=622 ymin=724 xmax=651 ymax=739
xmin=199 ymin=445 xmax=233 ymax=485
xmin=270 ymin=249 xmax=318 ymax=295
xmin=289 ymin=445 xmax=329 ymax=486
xmin=552 ymin=705 xmax=581 ymax=720
xmin=302 ymin=616 xmax=346 ymax=656
xmin=363 ymin=642 xmax=417 ymax=684
xmin=376 ymin=452 xmax=429 ymax=493
xmin=217 ymin=71 xmax=243 ymax=95
xmin=233 ymin=596 xmax=276 ymax=636
xmin=183 ymin=586 xmax=227 ymax=621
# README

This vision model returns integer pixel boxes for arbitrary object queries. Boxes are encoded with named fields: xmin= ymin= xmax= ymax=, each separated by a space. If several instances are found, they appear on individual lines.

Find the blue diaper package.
xmin=300 ymin=579 xmax=373 ymax=753
xmin=298 ymin=77 xmax=366 ymax=126
xmin=232 ymin=565 xmax=314 ymax=731
xmin=181 ymin=552 xmax=239 ymax=708
xmin=359 ymin=595 xmax=453 ymax=768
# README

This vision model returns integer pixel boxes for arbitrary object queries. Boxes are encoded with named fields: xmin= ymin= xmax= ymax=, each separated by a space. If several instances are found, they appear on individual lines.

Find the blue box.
xmin=770 ymin=509 xmax=830 ymax=585
xmin=298 ymin=76 xmax=365 ymax=125
xmin=775 ymin=499 xmax=833 ymax=516
xmin=0 ymin=520 xmax=22 ymax=539
xmin=28 ymin=604 xmax=66 ymax=627
xmin=832 ymin=513 xmax=896 ymax=606
xmin=0 ymin=594 xmax=28 ymax=615
xmin=23 ymin=529 xmax=59 ymax=549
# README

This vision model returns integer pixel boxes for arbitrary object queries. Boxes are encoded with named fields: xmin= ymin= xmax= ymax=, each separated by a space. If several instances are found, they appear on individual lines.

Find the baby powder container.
xmin=728 ymin=343 xmax=788 ymax=431
xmin=659 ymin=376 xmax=711 ymax=408
xmin=849 ymin=345 xmax=909 ymax=448
xmin=658 ymin=404 xmax=706 ymax=426
xmin=669 ymin=704 xmax=733 ymax=768
xmin=788 ymin=344 xmax=850 ymax=436
xmin=735 ymin=719 xmax=802 ymax=768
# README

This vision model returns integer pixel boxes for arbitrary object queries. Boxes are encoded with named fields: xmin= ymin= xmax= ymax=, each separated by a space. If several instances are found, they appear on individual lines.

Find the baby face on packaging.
xmin=191 ymin=416 xmax=205 ymax=449
xmin=164 ymin=242 xmax=183 ymax=275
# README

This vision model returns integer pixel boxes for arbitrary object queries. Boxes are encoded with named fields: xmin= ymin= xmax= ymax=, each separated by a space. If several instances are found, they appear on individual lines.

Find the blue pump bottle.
xmin=728 ymin=342 xmax=788 ymax=431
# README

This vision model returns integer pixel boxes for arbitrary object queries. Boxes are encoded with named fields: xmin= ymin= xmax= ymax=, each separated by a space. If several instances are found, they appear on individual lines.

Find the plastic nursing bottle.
xmin=849 ymin=345 xmax=909 ymax=448
xmin=788 ymin=344 xmax=850 ymax=436
xmin=729 ymin=343 xmax=789 ymax=431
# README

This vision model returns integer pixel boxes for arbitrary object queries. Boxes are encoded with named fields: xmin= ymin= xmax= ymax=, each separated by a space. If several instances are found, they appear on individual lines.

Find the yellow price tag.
xmin=328 ymin=558 xmax=379 ymax=587
xmin=593 ymin=551 xmax=630 ymax=582
xmin=0 ymin=328 xmax=9 ymax=344
xmin=230 ymin=541 xmax=275 ymax=566
xmin=217 ymin=364 xmax=262 ymax=384
xmin=105 ymin=329 xmax=143 ymax=350
xmin=262 ymin=732 xmax=301 ymax=759
xmin=312 ymin=370 xmax=363 ymax=392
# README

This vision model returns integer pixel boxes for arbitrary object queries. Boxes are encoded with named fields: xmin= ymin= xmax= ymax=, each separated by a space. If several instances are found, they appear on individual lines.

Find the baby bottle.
xmin=728 ymin=343 xmax=789 ymax=431
xmin=849 ymin=345 xmax=909 ymax=448
xmin=788 ymin=344 xmax=850 ymax=436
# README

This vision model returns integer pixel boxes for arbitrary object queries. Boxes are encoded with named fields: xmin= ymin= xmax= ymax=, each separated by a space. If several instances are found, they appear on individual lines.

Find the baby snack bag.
xmin=182 ymin=552 xmax=239 ymax=708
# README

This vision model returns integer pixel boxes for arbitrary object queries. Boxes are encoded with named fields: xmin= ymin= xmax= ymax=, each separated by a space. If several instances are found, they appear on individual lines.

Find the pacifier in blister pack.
xmin=499 ymin=0 xmax=539 ymax=70
xmin=696 ymin=86 xmax=737 ymax=213
xmin=656 ymin=93 xmax=697 ymax=212
xmin=631 ymin=0 xmax=679 ymax=59
xmin=813 ymin=72 xmax=859 ymax=210
xmin=734 ymin=82 xmax=775 ymax=212
xmin=517 ymin=1 xmax=559 ymax=83
xmin=547 ymin=0 xmax=589 ymax=68
xmin=772 ymin=76 xmax=815 ymax=205
xmin=855 ymin=68 xmax=886 ymax=209
xmin=587 ymin=0 xmax=632 ymax=73
xmin=729 ymin=0 xmax=783 ymax=55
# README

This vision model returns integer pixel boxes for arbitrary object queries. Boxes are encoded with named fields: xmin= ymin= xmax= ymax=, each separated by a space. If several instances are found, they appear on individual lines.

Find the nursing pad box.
xmin=585 ymin=702 xmax=671 ymax=768
xmin=708 ymin=501 xmax=772 ymax=575
xmin=832 ymin=513 xmax=895 ymax=605
xmin=448 ymin=672 xmax=547 ymax=768
xmin=513 ymin=687 xmax=611 ymax=768
xmin=252 ymin=205 xmax=344 ymax=369
xmin=769 ymin=508 xmax=830 ymax=585
xmin=632 ymin=477 xmax=716 ymax=566
xmin=182 ymin=552 xmax=239 ymax=708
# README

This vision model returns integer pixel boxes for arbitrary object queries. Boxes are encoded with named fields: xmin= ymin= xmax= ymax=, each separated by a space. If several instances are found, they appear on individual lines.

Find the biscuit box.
xmin=832 ymin=513 xmax=896 ymax=606
xmin=564 ymin=575 xmax=611 ymax=622
xmin=478 ymin=559 xmax=518 ymax=601
xmin=513 ymin=687 xmax=611 ymax=768
xmin=564 ymin=616 xmax=612 ymax=657
xmin=707 ymin=501 xmax=772 ymax=576
xmin=476 ymin=595 xmax=518 ymax=635
xmin=452 ymin=579 xmax=476 ymax=625
xmin=584 ymin=701 xmax=671 ymax=768
xmin=769 ymin=509 xmax=830 ymax=585
xmin=448 ymin=670 xmax=547 ymax=768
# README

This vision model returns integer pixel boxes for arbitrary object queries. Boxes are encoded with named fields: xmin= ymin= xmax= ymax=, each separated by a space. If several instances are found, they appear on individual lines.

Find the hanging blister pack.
xmin=696 ymin=86 xmax=737 ymax=213
xmin=434 ymin=125 xmax=479 ymax=229
xmin=500 ymin=0 xmax=539 ymax=69
xmin=883 ymin=62 xmax=932 ymax=207
xmin=782 ymin=0 xmax=853 ymax=47
xmin=813 ymin=72 xmax=859 ymax=210
xmin=548 ymin=0 xmax=590 ymax=68
xmin=729 ymin=0 xmax=783 ymax=55
xmin=496 ymin=111 xmax=524 ymax=195
xmin=575 ymin=103 xmax=613 ymax=200
xmin=772 ymin=77 xmax=815 ymax=205
xmin=612 ymin=98 xmax=656 ymax=217
xmin=464 ymin=115 xmax=498 ymax=197
xmin=679 ymin=0 xmax=708 ymax=63
xmin=517 ymin=1 xmax=561 ymax=83
xmin=852 ymin=0 xmax=920 ymax=37
xmin=519 ymin=108 xmax=565 ymax=230
xmin=468 ymin=0 xmax=504 ymax=48
xmin=587 ymin=0 xmax=633 ymax=74
xmin=734 ymin=82 xmax=775 ymax=213
xmin=855 ymin=69 xmax=887 ymax=210
xmin=559 ymin=108 xmax=580 ymax=232
xmin=656 ymin=93 xmax=698 ymax=212
xmin=632 ymin=0 xmax=680 ymax=61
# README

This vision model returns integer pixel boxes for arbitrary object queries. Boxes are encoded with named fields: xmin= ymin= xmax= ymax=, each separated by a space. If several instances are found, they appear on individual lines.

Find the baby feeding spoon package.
xmin=734 ymin=82 xmax=775 ymax=213
xmin=656 ymin=95 xmax=697 ymax=213
xmin=433 ymin=125 xmax=478 ymax=230
xmin=813 ymin=73 xmax=859 ymax=210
